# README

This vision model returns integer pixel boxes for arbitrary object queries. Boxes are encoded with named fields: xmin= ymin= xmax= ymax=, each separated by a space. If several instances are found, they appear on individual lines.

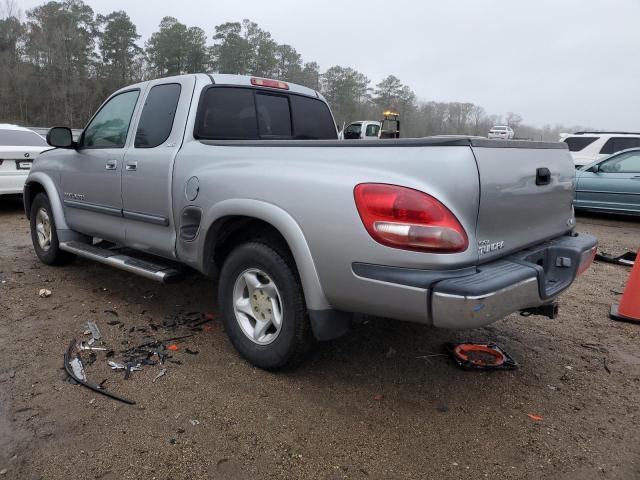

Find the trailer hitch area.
xmin=520 ymin=303 xmax=559 ymax=319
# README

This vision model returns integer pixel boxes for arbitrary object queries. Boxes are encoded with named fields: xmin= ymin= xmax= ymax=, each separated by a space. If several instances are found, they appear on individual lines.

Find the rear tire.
xmin=218 ymin=241 xmax=314 ymax=370
xmin=30 ymin=193 xmax=75 ymax=265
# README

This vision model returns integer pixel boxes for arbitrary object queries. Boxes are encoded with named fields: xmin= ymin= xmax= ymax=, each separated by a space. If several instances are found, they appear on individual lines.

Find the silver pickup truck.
xmin=24 ymin=74 xmax=597 ymax=369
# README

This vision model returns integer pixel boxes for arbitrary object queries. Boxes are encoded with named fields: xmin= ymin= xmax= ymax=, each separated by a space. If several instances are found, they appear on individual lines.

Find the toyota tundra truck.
xmin=23 ymin=74 xmax=597 ymax=369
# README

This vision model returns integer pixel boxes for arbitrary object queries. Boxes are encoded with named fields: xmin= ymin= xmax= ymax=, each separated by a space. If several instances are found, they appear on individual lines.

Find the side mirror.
xmin=591 ymin=164 xmax=600 ymax=173
xmin=46 ymin=127 xmax=74 ymax=148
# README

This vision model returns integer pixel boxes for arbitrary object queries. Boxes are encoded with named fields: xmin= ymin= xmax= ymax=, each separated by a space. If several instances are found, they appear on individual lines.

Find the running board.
xmin=59 ymin=241 xmax=184 ymax=283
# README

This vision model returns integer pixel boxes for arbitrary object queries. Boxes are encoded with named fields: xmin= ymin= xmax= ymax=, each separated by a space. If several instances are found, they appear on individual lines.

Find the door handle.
xmin=105 ymin=160 xmax=117 ymax=170
xmin=631 ymin=176 xmax=640 ymax=180
xmin=536 ymin=167 xmax=551 ymax=186
xmin=125 ymin=162 xmax=137 ymax=171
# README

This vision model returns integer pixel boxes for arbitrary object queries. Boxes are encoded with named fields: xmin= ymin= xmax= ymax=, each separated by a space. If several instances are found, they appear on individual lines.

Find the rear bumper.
xmin=0 ymin=171 xmax=28 ymax=195
xmin=352 ymin=233 xmax=597 ymax=329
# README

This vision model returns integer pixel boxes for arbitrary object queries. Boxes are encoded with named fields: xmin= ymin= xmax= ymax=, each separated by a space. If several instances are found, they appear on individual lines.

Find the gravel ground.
xmin=1 ymin=196 xmax=639 ymax=480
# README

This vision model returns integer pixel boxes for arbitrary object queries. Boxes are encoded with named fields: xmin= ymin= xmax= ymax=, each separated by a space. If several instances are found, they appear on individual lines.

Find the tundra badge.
xmin=478 ymin=239 xmax=505 ymax=255
xmin=64 ymin=192 xmax=85 ymax=201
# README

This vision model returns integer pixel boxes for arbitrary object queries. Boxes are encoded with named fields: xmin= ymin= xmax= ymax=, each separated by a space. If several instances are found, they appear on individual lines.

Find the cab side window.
xmin=135 ymin=83 xmax=182 ymax=148
xmin=82 ymin=90 xmax=140 ymax=148
xmin=365 ymin=124 xmax=380 ymax=137
xmin=600 ymin=152 xmax=640 ymax=173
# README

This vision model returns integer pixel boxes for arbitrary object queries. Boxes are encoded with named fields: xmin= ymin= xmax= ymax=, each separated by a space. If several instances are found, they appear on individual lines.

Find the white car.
xmin=560 ymin=131 xmax=640 ymax=168
xmin=0 ymin=124 xmax=49 ymax=196
xmin=488 ymin=125 xmax=514 ymax=140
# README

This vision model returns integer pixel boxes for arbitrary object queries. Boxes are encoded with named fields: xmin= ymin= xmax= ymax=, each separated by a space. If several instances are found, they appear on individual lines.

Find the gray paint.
xmin=25 ymin=73 xmax=595 ymax=329
xmin=472 ymin=145 xmax=576 ymax=262
xmin=122 ymin=75 xmax=197 ymax=256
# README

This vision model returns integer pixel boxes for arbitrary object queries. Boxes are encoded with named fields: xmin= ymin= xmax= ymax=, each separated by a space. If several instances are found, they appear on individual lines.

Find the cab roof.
xmin=209 ymin=74 xmax=321 ymax=99
xmin=114 ymin=73 xmax=326 ymax=103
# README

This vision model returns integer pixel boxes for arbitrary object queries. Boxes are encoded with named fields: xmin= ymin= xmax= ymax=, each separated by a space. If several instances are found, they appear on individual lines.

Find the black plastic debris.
xmin=595 ymin=251 xmax=636 ymax=267
xmin=446 ymin=342 xmax=518 ymax=371
xmin=64 ymin=339 xmax=136 ymax=405
xmin=64 ymin=310 xmax=211 ymax=403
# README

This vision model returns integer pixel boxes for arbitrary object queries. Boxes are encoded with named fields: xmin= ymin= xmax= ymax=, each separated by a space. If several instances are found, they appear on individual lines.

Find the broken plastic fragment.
xmin=78 ymin=342 xmax=107 ymax=351
xmin=86 ymin=321 xmax=101 ymax=341
xmin=153 ymin=368 xmax=167 ymax=383
xmin=70 ymin=358 xmax=86 ymax=382
xmin=64 ymin=339 xmax=135 ymax=405
xmin=108 ymin=361 xmax=125 ymax=370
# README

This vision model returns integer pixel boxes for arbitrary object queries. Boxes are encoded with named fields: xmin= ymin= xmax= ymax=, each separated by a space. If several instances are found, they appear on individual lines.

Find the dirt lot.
xmin=1 ymin=196 xmax=639 ymax=480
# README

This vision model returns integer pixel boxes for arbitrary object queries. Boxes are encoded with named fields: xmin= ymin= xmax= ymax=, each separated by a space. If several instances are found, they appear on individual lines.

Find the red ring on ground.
xmin=453 ymin=344 xmax=506 ymax=366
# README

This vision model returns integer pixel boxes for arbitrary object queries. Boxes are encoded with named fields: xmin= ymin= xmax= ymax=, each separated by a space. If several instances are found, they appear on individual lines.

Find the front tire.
xmin=218 ymin=241 xmax=314 ymax=370
xmin=30 ymin=193 xmax=75 ymax=265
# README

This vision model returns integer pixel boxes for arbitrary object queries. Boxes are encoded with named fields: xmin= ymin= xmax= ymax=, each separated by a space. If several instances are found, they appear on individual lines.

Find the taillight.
xmin=251 ymin=77 xmax=289 ymax=90
xmin=353 ymin=183 xmax=469 ymax=253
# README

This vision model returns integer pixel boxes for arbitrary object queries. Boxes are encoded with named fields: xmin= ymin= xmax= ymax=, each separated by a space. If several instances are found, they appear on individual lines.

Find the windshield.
xmin=345 ymin=123 xmax=362 ymax=134
xmin=0 ymin=129 xmax=47 ymax=147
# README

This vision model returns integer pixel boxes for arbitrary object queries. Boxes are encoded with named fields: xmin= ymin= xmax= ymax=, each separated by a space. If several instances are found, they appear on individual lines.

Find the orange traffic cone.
xmin=610 ymin=249 xmax=640 ymax=323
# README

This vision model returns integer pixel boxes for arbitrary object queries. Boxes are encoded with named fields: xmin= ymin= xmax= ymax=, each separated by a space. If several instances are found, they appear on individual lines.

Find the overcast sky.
xmin=16 ymin=0 xmax=640 ymax=130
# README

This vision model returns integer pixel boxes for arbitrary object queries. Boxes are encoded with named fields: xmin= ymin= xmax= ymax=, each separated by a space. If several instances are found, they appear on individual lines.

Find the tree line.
xmin=0 ymin=0 xmax=585 ymax=139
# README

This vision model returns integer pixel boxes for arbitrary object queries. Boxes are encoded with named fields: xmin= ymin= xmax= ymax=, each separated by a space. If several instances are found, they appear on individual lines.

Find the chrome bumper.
xmin=430 ymin=233 xmax=597 ymax=329
xmin=432 ymin=276 xmax=543 ymax=328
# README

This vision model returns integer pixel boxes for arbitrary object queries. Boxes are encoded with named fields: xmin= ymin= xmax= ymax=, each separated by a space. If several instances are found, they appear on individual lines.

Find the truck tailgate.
xmin=471 ymin=140 xmax=575 ymax=262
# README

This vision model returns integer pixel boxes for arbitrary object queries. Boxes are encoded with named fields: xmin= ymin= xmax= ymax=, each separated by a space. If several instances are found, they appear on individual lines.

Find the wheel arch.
xmin=198 ymin=199 xmax=330 ymax=311
xmin=23 ymin=172 xmax=69 ymax=230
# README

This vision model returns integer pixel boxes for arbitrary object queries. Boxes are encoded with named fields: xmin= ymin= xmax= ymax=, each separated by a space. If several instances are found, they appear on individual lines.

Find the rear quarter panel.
xmin=172 ymin=142 xmax=480 ymax=317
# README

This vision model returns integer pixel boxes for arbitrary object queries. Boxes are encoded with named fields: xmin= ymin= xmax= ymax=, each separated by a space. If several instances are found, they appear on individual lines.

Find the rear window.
xmin=256 ymin=93 xmax=291 ymax=138
xmin=197 ymin=88 xmax=257 ymax=140
xmin=563 ymin=136 xmax=598 ymax=152
xmin=290 ymin=95 xmax=337 ymax=140
xmin=599 ymin=137 xmax=640 ymax=155
xmin=0 ymin=129 xmax=47 ymax=147
xmin=195 ymin=87 xmax=336 ymax=141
